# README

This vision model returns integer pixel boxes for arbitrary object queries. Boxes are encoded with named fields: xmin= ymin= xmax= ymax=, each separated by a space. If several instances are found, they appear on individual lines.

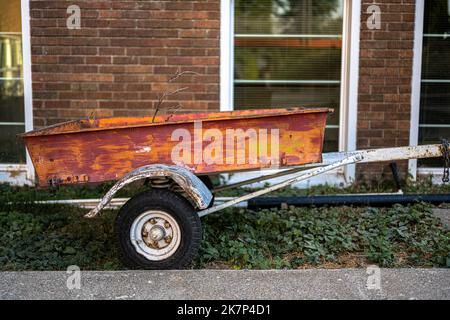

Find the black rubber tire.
xmin=115 ymin=189 xmax=202 ymax=270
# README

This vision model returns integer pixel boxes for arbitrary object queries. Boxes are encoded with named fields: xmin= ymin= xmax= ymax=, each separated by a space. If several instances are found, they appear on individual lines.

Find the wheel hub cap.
xmin=149 ymin=225 xmax=165 ymax=241
xmin=130 ymin=210 xmax=181 ymax=261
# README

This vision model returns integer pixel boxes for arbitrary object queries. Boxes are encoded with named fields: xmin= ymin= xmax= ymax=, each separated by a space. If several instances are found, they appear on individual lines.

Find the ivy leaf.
xmin=63 ymin=247 xmax=76 ymax=255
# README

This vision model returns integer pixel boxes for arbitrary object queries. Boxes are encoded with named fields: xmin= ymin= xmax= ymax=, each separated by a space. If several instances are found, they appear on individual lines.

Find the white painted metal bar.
xmin=27 ymin=197 xmax=240 ymax=210
xmin=262 ymin=144 xmax=445 ymax=173
xmin=235 ymin=34 xmax=342 ymax=38
xmin=199 ymin=144 xmax=446 ymax=217
xmin=343 ymin=0 xmax=361 ymax=184
xmin=219 ymin=0 xmax=234 ymax=111
xmin=32 ymin=198 xmax=130 ymax=210
xmin=421 ymin=79 xmax=450 ymax=83
xmin=21 ymin=0 xmax=36 ymax=184
xmin=350 ymin=144 xmax=442 ymax=163
xmin=0 ymin=122 xmax=25 ymax=126
xmin=217 ymin=144 xmax=447 ymax=192
xmin=419 ymin=124 xmax=450 ymax=128
xmin=0 ymin=77 xmax=23 ymax=80
xmin=0 ymin=164 xmax=27 ymax=171
xmin=408 ymin=0 xmax=424 ymax=180
xmin=319 ymin=144 xmax=444 ymax=165
xmin=198 ymin=154 xmax=363 ymax=217
xmin=234 ymin=79 xmax=341 ymax=85
xmin=423 ymin=33 xmax=449 ymax=38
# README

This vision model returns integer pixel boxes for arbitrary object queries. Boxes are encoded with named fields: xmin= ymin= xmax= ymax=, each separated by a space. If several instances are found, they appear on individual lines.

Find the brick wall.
xmin=29 ymin=0 xmax=418 ymax=183
xmin=356 ymin=0 xmax=415 ymax=182
xmin=30 ymin=0 xmax=220 ymax=127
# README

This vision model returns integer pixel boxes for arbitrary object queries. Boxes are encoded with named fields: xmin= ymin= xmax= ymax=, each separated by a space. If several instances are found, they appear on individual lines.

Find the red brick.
xmin=357 ymin=0 xmax=415 ymax=182
xmin=86 ymin=56 xmax=111 ymax=64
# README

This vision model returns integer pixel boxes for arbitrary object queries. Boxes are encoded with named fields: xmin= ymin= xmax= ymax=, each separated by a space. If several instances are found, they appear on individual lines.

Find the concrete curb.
xmin=1 ymin=269 xmax=449 ymax=300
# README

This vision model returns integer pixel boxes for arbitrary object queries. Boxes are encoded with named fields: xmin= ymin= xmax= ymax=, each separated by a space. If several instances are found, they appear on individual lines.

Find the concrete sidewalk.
xmin=0 ymin=269 xmax=449 ymax=300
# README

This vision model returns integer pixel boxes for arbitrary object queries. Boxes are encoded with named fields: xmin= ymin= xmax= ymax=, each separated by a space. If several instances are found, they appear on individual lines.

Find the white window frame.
xmin=409 ymin=0 xmax=445 ymax=182
xmin=0 ymin=0 xmax=34 ymax=185
xmin=220 ymin=0 xmax=360 ymax=186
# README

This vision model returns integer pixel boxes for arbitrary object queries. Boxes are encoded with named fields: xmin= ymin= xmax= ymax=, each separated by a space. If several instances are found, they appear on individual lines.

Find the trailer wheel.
xmin=115 ymin=189 xmax=201 ymax=269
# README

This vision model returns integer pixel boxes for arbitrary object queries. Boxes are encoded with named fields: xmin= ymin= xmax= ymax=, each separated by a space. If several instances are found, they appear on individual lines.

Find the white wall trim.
xmin=220 ymin=0 xmax=234 ymax=111
xmin=408 ymin=0 xmax=425 ymax=180
xmin=21 ymin=0 xmax=35 ymax=183
xmin=0 ymin=164 xmax=30 ymax=186
xmin=417 ymin=167 xmax=445 ymax=185
xmin=340 ymin=0 xmax=361 ymax=184
xmin=0 ymin=164 xmax=28 ymax=171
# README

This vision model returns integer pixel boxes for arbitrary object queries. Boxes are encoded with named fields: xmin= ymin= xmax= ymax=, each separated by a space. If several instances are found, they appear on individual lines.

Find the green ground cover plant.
xmin=0 ymin=178 xmax=449 ymax=270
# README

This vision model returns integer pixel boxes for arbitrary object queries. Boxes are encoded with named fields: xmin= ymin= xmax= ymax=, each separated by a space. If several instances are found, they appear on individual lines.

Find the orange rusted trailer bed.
xmin=21 ymin=107 xmax=331 ymax=187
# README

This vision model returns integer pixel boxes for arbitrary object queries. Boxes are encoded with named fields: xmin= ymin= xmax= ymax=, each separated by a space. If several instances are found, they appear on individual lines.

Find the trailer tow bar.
xmin=198 ymin=154 xmax=363 ymax=217
xmin=198 ymin=143 xmax=450 ymax=218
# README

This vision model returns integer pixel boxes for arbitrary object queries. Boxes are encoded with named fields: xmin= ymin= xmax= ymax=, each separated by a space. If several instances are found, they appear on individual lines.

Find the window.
xmin=233 ymin=0 xmax=344 ymax=152
xmin=418 ymin=0 xmax=450 ymax=167
xmin=0 ymin=0 xmax=25 ymax=164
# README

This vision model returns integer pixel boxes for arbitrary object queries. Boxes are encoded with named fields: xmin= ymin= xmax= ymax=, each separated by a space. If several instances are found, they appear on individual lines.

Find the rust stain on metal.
xmin=8 ymin=170 xmax=22 ymax=179
xmin=21 ymin=107 xmax=332 ymax=187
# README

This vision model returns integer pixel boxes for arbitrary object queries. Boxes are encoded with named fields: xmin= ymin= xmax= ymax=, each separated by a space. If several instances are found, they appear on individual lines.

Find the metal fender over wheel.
xmin=115 ymin=189 xmax=202 ymax=269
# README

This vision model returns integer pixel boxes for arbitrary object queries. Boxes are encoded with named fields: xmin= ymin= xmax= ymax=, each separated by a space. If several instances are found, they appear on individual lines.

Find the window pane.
xmin=419 ymin=83 xmax=450 ymax=125
xmin=0 ymin=79 xmax=24 ymax=122
xmin=419 ymin=127 xmax=450 ymax=167
xmin=324 ymin=127 xmax=339 ymax=152
xmin=419 ymin=0 xmax=450 ymax=168
xmin=421 ymin=38 xmax=450 ymax=80
xmin=0 ymin=34 xmax=23 ymax=79
xmin=423 ymin=0 xmax=450 ymax=34
xmin=0 ymin=0 xmax=25 ymax=165
xmin=0 ymin=124 xmax=26 ymax=164
xmin=234 ymin=84 xmax=340 ymax=125
xmin=235 ymin=0 xmax=343 ymax=35
xmin=234 ymin=0 xmax=343 ymax=152
xmin=234 ymin=46 xmax=342 ymax=81
xmin=0 ymin=0 xmax=22 ymax=33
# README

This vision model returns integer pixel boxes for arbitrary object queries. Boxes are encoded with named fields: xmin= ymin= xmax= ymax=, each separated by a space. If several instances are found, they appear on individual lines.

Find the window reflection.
xmin=419 ymin=0 xmax=450 ymax=167
xmin=233 ymin=0 xmax=343 ymax=152
xmin=0 ymin=0 xmax=25 ymax=164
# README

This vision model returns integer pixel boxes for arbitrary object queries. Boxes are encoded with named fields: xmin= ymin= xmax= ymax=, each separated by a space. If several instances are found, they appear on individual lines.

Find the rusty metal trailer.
xmin=20 ymin=109 xmax=450 ymax=269
xmin=21 ymin=108 xmax=330 ymax=187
